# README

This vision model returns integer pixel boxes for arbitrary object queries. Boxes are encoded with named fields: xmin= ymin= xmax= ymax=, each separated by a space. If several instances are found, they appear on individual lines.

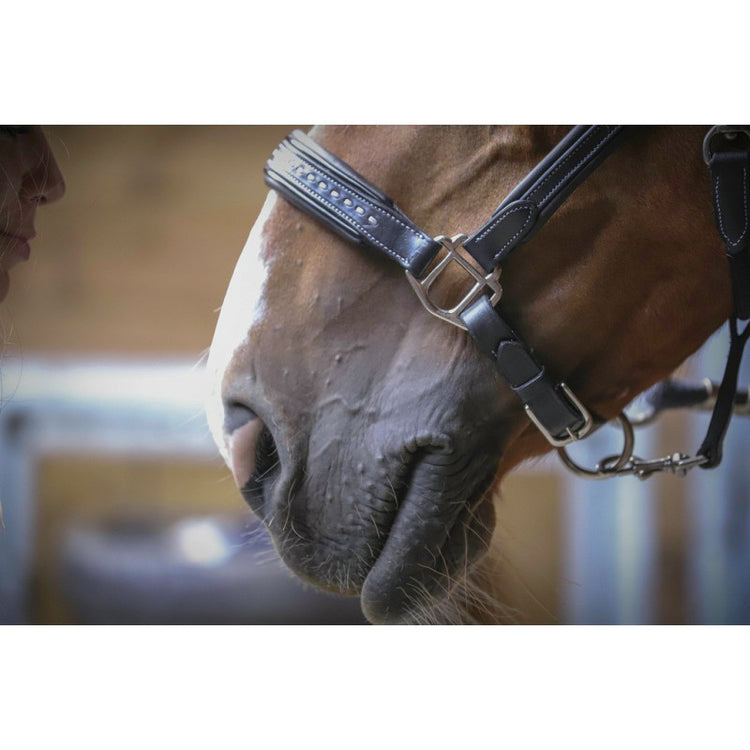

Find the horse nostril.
xmin=222 ymin=401 xmax=268 ymax=490
xmin=227 ymin=413 xmax=266 ymax=490
xmin=223 ymin=402 xmax=257 ymax=435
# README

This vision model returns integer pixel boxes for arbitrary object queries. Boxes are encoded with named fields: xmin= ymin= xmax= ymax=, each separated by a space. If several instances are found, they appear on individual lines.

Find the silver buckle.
xmin=406 ymin=234 xmax=502 ymax=331
xmin=524 ymin=382 xmax=595 ymax=447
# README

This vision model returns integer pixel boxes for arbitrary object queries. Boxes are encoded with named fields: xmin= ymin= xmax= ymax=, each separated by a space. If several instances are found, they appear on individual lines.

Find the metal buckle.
xmin=406 ymin=234 xmax=502 ymax=331
xmin=703 ymin=125 xmax=750 ymax=165
xmin=524 ymin=382 xmax=595 ymax=447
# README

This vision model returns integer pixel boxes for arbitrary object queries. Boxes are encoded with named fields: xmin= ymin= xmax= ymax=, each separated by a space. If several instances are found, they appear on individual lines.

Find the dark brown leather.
xmin=265 ymin=130 xmax=441 ymax=277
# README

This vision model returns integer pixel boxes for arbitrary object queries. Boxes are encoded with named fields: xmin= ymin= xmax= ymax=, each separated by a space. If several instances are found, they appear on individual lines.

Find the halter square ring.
xmin=405 ymin=234 xmax=503 ymax=331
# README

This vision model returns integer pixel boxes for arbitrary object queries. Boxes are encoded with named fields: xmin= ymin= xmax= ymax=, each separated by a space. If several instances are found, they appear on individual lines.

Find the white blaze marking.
xmin=206 ymin=192 xmax=277 ymax=465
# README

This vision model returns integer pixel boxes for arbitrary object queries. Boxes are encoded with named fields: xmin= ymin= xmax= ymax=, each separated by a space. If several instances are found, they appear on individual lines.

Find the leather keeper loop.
xmin=461 ymin=297 xmax=587 ymax=442
xmin=710 ymin=151 xmax=750 ymax=255
xmin=463 ymin=126 xmax=627 ymax=269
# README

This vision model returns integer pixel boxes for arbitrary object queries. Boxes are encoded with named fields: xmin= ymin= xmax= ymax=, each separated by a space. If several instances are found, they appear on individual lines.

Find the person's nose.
xmin=23 ymin=136 xmax=66 ymax=206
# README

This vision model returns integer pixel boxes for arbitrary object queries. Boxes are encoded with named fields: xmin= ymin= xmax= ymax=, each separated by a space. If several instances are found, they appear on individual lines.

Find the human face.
xmin=0 ymin=126 xmax=65 ymax=302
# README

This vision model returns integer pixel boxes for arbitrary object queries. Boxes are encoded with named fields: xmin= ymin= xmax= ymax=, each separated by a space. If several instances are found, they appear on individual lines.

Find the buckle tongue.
xmin=406 ymin=234 xmax=503 ymax=331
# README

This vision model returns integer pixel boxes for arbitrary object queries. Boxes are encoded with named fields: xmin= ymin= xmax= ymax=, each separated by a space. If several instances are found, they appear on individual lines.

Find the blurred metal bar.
xmin=688 ymin=326 xmax=750 ymax=623
xmin=0 ymin=358 xmax=220 ymax=624
xmin=563 ymin=323 xmax=750 ymax=624
xmin=0 ymin=410 xmax=36 ymax=623
xmin=562 ymin=421 xmax=659 ymax=624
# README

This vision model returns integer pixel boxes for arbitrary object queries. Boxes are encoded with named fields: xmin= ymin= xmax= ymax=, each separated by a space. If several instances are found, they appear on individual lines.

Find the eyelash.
xmin=0 ymin=126 xmax=32 ymax=138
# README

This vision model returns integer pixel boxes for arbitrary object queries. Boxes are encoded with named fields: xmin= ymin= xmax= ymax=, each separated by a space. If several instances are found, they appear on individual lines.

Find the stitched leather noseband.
xmin=264 ymin=126 xmax=750 ymax=480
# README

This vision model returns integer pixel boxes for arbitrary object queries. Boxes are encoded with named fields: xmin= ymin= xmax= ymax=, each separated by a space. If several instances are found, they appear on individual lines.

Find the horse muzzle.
xmin=219 ymin=396 xmax=502 ymax=623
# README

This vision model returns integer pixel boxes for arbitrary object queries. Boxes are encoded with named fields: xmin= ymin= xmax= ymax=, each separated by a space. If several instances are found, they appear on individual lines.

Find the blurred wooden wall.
xmin=6 ymin=126 xmax=296 ymax=355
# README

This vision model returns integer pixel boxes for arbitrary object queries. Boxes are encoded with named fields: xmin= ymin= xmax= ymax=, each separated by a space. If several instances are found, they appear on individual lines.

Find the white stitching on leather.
xmin=473 ymin=204 xmax=532 ymax=242
xmin=491 ymin=214 xmax=535 ymax=263
xmin=469 ymin=205 xmax=534 ymax=264
xmin=295 ymin=154 xmax=429 ymax=240
xmin=280 ymin=153 xmax=433 ymax=264
xmin=528 ymin=129 xmax=601 ymax=203
xmin=525 ymin=129 xmax=599 ymax=202
xmin=714 ymin=167 xmax=748 ymax=247
xmin=533 ymin=127 xmax=620 ymax=208
xmin=285 ymin=170 xmax=411 ymax=265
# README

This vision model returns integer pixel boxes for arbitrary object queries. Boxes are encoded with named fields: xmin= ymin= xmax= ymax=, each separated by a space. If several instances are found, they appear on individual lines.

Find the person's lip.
xmin=0 ymin=232 xmax=33 ymax=267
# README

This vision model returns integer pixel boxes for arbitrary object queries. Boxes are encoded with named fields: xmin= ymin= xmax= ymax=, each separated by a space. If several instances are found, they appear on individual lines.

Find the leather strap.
xmin=710 ymin=150 xmax=750 ymax=320
xmin=697 ymin=143 xmax=750 ymax=467
xmin=262 ymin=126 xmax=750 ymax=472
xmin=698 ymin=316 xmax=750 ymax=467
xmin=461 ymin=296 xmax=589 ymax=441
xmin=463 ymin=126 xmax=628 ymax=272
xmin=264 ymin=130 xmax=441 ymax=277
xmin=456 ymin=126 xmax=629 ymax=440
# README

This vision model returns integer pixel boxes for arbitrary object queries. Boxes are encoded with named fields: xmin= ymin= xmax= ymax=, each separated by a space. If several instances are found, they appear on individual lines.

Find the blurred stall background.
xmin=0 ymin=126 xmax=748 ymax=625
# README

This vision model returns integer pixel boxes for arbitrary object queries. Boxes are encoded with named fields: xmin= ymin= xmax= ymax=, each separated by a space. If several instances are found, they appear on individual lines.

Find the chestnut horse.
xmin=206 ymin=126 xmax=730 ymax=624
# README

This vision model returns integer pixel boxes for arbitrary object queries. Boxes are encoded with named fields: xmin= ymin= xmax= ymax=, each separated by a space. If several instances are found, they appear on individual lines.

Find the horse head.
xmin=207 ymin=126 xmax=730 ymax=623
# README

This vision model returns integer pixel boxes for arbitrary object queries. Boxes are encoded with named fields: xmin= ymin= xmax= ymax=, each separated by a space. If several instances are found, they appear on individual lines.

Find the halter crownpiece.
xmin=264 ymin=126 xmax=750 ymax=480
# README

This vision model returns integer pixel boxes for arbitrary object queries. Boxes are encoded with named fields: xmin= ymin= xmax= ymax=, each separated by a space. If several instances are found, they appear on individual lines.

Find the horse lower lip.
xmin=359 ymin=457 xmax=496 ymax=624
xmin=241 ymin=441 xmax=497 ymax=619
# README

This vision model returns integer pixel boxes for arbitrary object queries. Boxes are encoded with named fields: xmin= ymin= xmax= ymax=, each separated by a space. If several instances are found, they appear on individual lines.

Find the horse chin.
xmin=360 ymin=466 xmax=497 ymax=625
xmin=241 ymin=428 xmax=499 ymax=624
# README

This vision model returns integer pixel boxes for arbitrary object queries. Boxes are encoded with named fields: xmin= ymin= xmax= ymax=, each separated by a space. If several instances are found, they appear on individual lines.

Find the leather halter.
xmin=264 ymin=126 xmax=750 ymax=479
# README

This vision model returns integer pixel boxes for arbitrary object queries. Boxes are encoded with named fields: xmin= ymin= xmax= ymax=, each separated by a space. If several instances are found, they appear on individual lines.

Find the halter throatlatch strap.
xmin=698 ymin=139 xmax=750 ymax=468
